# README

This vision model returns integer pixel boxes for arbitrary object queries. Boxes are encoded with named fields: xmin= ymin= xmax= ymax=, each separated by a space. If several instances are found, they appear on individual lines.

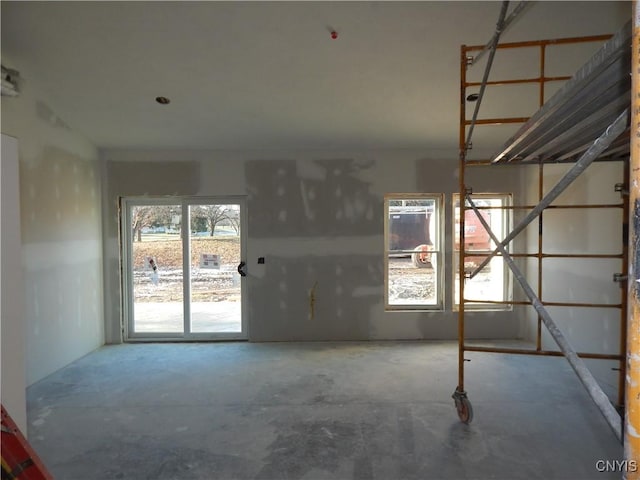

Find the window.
xmin=385 ymin=194 xmax=443 ymax=310
xmin=453 ymin=193 xmax=512 ymax=310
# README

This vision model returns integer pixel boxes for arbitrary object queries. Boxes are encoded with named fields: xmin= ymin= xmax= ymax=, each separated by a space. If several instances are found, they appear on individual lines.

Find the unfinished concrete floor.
xmin=26 ymin=341 xmax=622 ymax=480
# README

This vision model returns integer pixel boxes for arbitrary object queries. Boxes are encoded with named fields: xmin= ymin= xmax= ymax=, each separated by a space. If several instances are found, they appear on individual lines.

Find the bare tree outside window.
xmin=226 ymin=207 xmax=240 ymax=235
xmin=192 ymin=205 xmax=231 ymax=236
xmin=131 ymin=206 xmax=173 ymax=242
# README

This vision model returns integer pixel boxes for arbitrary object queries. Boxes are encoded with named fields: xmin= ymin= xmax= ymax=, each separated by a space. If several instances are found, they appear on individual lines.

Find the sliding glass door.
xmin=122 ymin=197 xmax=246 ymax=340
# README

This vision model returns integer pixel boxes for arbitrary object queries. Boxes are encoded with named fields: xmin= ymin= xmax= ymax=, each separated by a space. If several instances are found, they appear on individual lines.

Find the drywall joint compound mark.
xmin=309 ymin=281 xmax=318 ymax=320
xmin=299 ymin=181 xmax=315 ymax=220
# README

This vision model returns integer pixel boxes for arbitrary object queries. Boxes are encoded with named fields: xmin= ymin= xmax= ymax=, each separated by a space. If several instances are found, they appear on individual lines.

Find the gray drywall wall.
xmin=1 ymin=64 xmax=104 ymax=388
xmin=102 ymin=150 xmax=526 ymax=343
xmin=522 ymin=161 xmax=625 ymax=401
xmin=1 ymin=134 xmax=27 ymax=433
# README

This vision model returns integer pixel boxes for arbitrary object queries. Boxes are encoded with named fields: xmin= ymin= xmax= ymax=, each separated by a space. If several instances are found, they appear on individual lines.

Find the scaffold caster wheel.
xmin=452 ymin=389 xmax=473 ymax=424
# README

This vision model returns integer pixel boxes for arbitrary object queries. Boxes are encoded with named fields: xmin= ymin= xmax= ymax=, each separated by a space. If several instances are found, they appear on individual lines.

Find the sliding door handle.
xmin=237 ymin=261 xmax=247 ymax=277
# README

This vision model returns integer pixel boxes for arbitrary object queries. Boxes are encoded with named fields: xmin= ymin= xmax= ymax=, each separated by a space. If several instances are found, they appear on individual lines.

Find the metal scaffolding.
xmin=625 ymin=1 xmax=640 ymax=472
xmin=455 ymin=7 xmax=630 ymax=446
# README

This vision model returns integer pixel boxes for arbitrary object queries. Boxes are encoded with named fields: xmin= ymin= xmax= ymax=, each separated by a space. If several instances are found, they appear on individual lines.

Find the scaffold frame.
xmin=455 ymin=7 xmax=631 ymax=446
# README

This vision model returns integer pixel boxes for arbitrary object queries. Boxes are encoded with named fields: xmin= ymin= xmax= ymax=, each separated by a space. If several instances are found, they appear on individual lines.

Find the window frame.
xmin=452 ymin=192 xmax=513 ymax=311
xmin=384 ymin=193 xmax=444 ymax=311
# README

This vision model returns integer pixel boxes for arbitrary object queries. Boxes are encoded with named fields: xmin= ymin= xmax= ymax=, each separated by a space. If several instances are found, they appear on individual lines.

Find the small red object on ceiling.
xmin=331 ymin=31 xmax=338 ymax=40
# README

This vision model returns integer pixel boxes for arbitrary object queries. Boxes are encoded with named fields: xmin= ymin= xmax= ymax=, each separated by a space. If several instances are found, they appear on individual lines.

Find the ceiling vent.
xmin=1 ymin=65 xmax=19 ymax=97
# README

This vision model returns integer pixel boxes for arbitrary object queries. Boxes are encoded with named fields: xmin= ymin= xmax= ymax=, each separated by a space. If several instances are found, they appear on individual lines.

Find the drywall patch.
xmin=20 ymin=146 xmax=101 ymax=244
xmin=249 ymin=254 xmax=382 ymax=340
xmin=246 ymin=159 xmax=382 ymax=238
xmin=107 ymin=161 xmax=201 ymax=197
xmin=36 ymin=100 xmax=71 ymax=131
xmin=296 ymin=161 xmax=327 ymax=181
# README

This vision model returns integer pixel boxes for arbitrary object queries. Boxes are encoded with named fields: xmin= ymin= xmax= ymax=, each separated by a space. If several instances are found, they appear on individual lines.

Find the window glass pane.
xmin=385 ymin=195 xmax=441 ymax=310
xmin=453 ymin=194 xmax=512 ymax=309
xmin=387 ymin=253 xmax=438 ymax=305
xmin=388 ymin=199 xmax=436 ymax=252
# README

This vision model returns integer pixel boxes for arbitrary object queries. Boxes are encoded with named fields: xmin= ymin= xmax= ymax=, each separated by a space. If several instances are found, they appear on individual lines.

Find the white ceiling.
xmin=1 ymin=1 xmax=631 ymax=151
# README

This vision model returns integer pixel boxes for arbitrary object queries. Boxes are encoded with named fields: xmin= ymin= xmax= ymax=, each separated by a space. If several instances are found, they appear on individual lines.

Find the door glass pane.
xmin=189 ymin=204 xmax=242 ymax=333
xmin=131 ymin=204 xmax=183 ymax=332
